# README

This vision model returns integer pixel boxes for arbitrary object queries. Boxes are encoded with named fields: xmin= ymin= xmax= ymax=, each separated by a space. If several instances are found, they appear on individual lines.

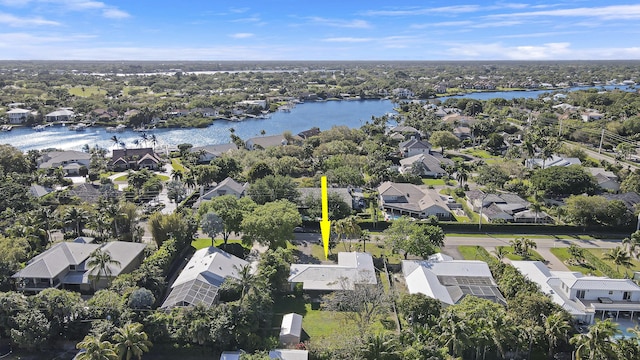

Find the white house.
xmin=45 ymin=109 xmax=75 ymax=122
xmin=399 ymin=138 xmax=432 ymax=158
xmin=512 ymin=261 xmax=640 ymax=324
xmin=268 ymin=350 xmax=309 ymax=360
xmin=378 ymin=182 xmax=452 ymax=220
xmin=288 ymin=252 xmax=377 ymax=291
xmin=7 ymin=108 xmax=33 ymax=124
xmin=402 ymin=253 xmax=506 ymax=306
xmin=37 ymin=150 xmax=91 ymax=176
xmin=279 ymin=313 xmax=303 ymax=345
xmin=525 ymin=155 xmax=582 ymax=169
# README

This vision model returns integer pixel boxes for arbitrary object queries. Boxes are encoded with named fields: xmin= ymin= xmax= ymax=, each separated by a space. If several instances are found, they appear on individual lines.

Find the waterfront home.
xmin=402 ymin=253 xmax=506 ymax=306
xmin=378 ymin=182 xmax=452 ymax=220
xmin=90 ymin=108 xmax=118 ymax=122
xmin=6 ymin=108 xmax=33 ymax=124
xmin=297 ymin=127 xmax=320 ymax=139
xmin=190 ymin=143 xmax=238 ymax=163
xmin=288 ymin=252 xmax=377 ymax=292
xmin=389 ymin=125 xmax=422 ymax=140
xmin=110 ymin=148 xmax=162 ymax=170
xmin=45 ymin=109 xmax=75 ymax=122
xmin=191 ymin=107 xmax=219 ymax=117
xmin=13 ymin=241 xmax=146 ymax=293
xmin=161 ymin=246 xmax=249 ymax=309
xmin=37 ymin=150 xmax=91 ymax=176
xmin=512 ymin=261 xmax=640 ymax=324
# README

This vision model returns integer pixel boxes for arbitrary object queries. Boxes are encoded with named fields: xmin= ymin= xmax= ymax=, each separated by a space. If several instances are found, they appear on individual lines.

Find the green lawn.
xmin=460 ymin=148 xmax=499 ymax=159
xmin=272 ymin=295 xmax=392 ymax=342
xmin=446 ymin=233 xmax=595 ymax=240
xmin=458 ymin=245 xmax=493 ymax=260
xmin=191 ymin=238 xmax=249 ymax=250
xmin=112 ymin=173 xmax=169 ymax=182
xmin=422 ymin=178 xmax=454 ymax=186
xmin=496 ymin=246 xmax=545 ymax=261
xmin=549 ymin=247 xmax=604 ymax=276
xmin=588 ymin=248 xmax=640 ymax=274
xmin=68 ymin=86 xmax=107 ymax=97
xmin=171 ymin=158 xmax=186 ymax=172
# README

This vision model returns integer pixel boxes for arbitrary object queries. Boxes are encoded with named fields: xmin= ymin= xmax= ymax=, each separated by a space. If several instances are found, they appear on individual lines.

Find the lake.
xmin=1 ymin=85 xmax=635 ymax=151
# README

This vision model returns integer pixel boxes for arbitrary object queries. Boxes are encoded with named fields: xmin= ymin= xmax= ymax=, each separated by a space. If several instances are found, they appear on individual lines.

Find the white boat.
xmin=69 ymin=123 xmax=88 ymax=131
xmin=33 ymin=125 xmax=46 ymax=131
xmin=0 ymin=125 xmax=12 ymax=132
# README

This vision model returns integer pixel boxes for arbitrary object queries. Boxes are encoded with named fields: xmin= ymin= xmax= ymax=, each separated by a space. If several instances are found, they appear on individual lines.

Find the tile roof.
xmin=288 ymin=252 xmax=377 ymax=291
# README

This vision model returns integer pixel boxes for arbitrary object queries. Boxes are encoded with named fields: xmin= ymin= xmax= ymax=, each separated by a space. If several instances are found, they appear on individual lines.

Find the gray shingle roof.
xmin=13 ymin=242 xmax=100 ymax=279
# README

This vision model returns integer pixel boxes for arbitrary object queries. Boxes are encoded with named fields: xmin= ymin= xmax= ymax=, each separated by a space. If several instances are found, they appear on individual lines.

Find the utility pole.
xmin=598 ymin=128 xmax=605 ymax=154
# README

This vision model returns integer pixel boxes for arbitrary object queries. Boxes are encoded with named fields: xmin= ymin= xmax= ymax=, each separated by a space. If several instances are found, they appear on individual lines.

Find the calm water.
xmin=1 ymin=85 xmax=636 ymax=151
xmin=0 ymin=100 xmax=395 ymax=151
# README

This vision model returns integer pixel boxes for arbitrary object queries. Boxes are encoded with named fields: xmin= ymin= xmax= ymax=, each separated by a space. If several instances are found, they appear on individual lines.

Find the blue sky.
xmin=1 ymin=0 xmax=639 ymax=60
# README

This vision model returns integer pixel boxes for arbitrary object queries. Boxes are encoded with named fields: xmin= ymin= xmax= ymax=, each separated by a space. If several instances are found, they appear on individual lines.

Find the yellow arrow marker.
xmin=320 ymin=176 xmax=331 ymax=260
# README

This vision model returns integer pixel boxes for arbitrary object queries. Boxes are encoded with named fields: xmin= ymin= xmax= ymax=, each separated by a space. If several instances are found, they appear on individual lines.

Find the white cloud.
xmin=0 ymin=32 xmax=94 ymax=44
xmin=322 ymin=37 xmax=373 ymax=43
xmin=307 ymin=17 xmax=371 ymax=29
xmin=447 ymin=42 xmax=577 ymax=60
xmin=362 ymin=5 xmax=481 ymax=16
xmin=0 ymin=12 xmax=60 ymax=27
xmin=411 ymin=21 xmax=473 ymax=29
xmin=102 ymin=8 xmax=130 ymax=19
xmin=497 ymin=31 xmax=580 ymax=39
xmin=230 ymin=33 xmax=254 ymax=39
xmin=489 ymin=5 xmax=640 ymax=20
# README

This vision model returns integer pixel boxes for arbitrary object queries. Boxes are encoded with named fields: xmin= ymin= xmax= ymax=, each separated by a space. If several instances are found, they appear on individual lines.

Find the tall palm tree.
xmin=568 ymin=244 xmax=586 ymax=265
xmin=544 ymin=311 xmax=571 ymax=360
xmin=622 ymin=230 xmax=640 ymax=258
xmin=438 ymin=311 xmax=469 ymax=358
xmin=110 ymin=135 xmax=120 ymax=149
xmin=603 ymin=246 xmax=633 ymax=274
xmin=570 ymin=319 xmax=620 ymax=360
xmin=75 ymin=334 xmax=118 ymax=360
xmin=493 ymin=247 xmax=507 ymax=261
xmin=62 ymin=206 xmax=90 ymax=237
xmin=113 ymin=322 xmax=152 ymax=360
xmin=456 ymin=168 xmax=469 ymax=188
xmin=171 ymin=169 xmax=183 ymax=181
xmin=87 ymin=249 xmax=121 ymax=289
xmin=529 ymin=201 xmax=543 ymax=224
xmin=234 ymin=264 xmax=255 ymax=307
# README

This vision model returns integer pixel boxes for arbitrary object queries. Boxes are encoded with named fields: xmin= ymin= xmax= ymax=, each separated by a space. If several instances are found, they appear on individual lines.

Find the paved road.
xmin=564 ymin=142 xmax=640 ymax=171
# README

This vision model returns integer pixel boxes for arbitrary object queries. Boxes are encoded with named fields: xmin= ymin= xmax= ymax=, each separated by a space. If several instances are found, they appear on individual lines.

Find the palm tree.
xmin=76 ymin=334 xmax=118 ymax=360
xmin=171 ymin=169 xmax=183 ymax=181
xmin=234 ymin=264 xmax=255 ymax=306
xmin=529 ymin=201 xmax=543 ymax=224
xmin=110 ymin=135 xmax=120 ymax=149
xmin=360 ymin=333 xmax=399 ymax=360
xmin=622 ymin=230 xmax=640 ymax=258
xmin=62 ymin=206 xmax=90 ymax=237
xmin=456 ymin=168 xmax=469 ymax=188
xmin=603 ymin=246 xmax=633 ymax=274
xmin=493 ymin=246 xmax=507 ymax=261
xmin=544 ymin=311 xmax=571 ymax=360
xmin=522 ymin=238 xmax=537 ymax=259
xmin=438 ymin=311 xmax=469 ymax=358
xmin=113 ymin=322 xmax=152 ymax=360
xmin=87 ymin=249 xmax=121 ymax=289
xmin=570 ymin=319 xmax=620 ymax=360
xmin=568 ymin=244 xmax=586 ymax=265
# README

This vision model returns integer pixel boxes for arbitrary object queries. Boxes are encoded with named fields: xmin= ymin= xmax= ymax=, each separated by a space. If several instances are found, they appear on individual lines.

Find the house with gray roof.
xmin=7 ymin=108 xmax=35 ymax=124
xmin=398 ymin=153 xmax=453 ymax=178
xmin=378 ymin=182 xmax=452 ymax=220
xmin=191 ymin=143 xmax=238 ymax=164
xmin=13 ymin=241 xmax=146 ymax=293
xmin=110 ymin=148 xmax=162 ymax=170
xmin=603 ymin=192 xmax=640 ymax=213
xmin=161 ymin=246 xmax=249 ymax=309
xmin=38 ymin=150 xmax=91 ymax=176
xmin=45 ymin=109 xmax=75 ymax=122
xmin=403 ymin=253 xmax=506 ymax=306
xmin=201 ymin=177 xmax=247 ymax=200
xmin=525 ymin=155 xmax=581 ymax=169
xmin=297 ymin=187 xmax=363 ymax=212
xmin=29 ymin=184 xmax=53 ymax=198
xmin=465 ymin=189 xmax=551 ymax=223
xmin=513 ymin=261 xmax=640 ymax=324
xmin=399 ymin=138 xmax=432 ymax=158
xmin=588 ymin=167 xmax=620 ymax=193
xmin=288 ymin=252 xmax=377 ymax=292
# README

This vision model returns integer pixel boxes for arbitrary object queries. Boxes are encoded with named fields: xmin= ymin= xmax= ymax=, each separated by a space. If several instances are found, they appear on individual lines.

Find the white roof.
xmin=402 ymin=254 xmax=505 ymax=305
xmin=13 ymin=242 xmax=100 ymax=279
xmin=7 ymin=108 xmax=31 ymax=114
xmin=172 ymin=246 xmax=249 ymax=288
xmin=288 ymin=252 xmax=377 ymax=291
xmin=46 ymin=109 xmax=75 ymax=117
xmin=91 ymin=242 xmax=146 ymax=277
xmin=269 ymin=350 xmax=309 ymax=360
xmin=220 ymin=352 xmax=243 ymax=360
xmin=280 ymin=313 xmax=303 ymax=338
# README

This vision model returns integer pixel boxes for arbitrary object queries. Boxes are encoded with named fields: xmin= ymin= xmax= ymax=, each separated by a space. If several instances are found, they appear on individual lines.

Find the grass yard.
xmin=549 ymin=248 xmax=604 ymax=276
xmin=112 ymin=173 xmax=169 ymax=182
xmin=68 ymin=86 xmax=107 ymax=97
xmin=446 ymin=233 xmax=595 ymax=240
xmin=458 ymin=245 xmax=494 ymax=260
xmin=171 ymin=158 xmax=186 ymax=172
xmin=422 ymin=178 xmax=454 ymax=186
xmin=496 ymin=246 xmax=545 ymax=261
xmin=587 ymin=248 xmax=640 ymax=275
xmin=460 ymin=148 xmax=499 ymax=159
xmin=191 ymin=238 xmax=249 ymax=250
